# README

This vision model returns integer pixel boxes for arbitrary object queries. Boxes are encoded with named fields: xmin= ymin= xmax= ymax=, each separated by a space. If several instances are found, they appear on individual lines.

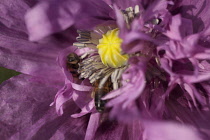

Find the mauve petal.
xmin=200 ymin=60 xmax=210 ymax=71
xmin=94 ymin=121 xmax=126 ymax=140
xmin=185 ymin=83 xmax=205 ymax=103
xmin=164 ymin=14 xmax=195 ymax=42
xmin=0 ymin=74 xmax=89 ymax=140
xmin=25 ymin=0 xmax=76 ymax=41
xmin=53 ymin=46 xmax=93 ymax=116
xmin=25 ymin=0 xmax=113 ymax=41
xmin=0 ymin=0 xmax=37 ymax=33
xmin=53 ymin=80 xmax=93 ymax=119
xmin=114 ymin=4 xmax=126 ymax=32
xmin=95 ymin=120 xmax=144 ymax=140
xmin=104 ymin=57 xmax=147 ymax=121
xmin=117 ymin=0 xmax=170 ymax=55
xmin=84 ymin=113 xmax=100 ymax=140
xmin=179 ymin=0 xmax=210 ymax=33
xmin=125 ymin=121 xmax=143 ymax=140
xmin=103 ymin=0 xmax=141 ymax=9
xmin=53 ymin=83 xmax=88 ymax=116
xmin=122 ymin=31 xmax=157 ymax=54
xmin=159 ymin=36 xmax=205 ymax=60
xmin=166 ymin=96 xmax=210 ymax=139
xmin=71 ymin=100 xmax=95 ymax=118
xmin=106 ymin=72 xmax=145 ymax=107
xmin=109 ymin=102 xmax=141 ymax=122
xmin=143 ymin=121 xmax=202 ymax=140
xmin=57 ymin=46 xmax=76 ymax=82
xmin=105 ymin=57 xmax=147 ymax=107
xmin=141 ymin=86 xmax=166 ymax=119
xmin=158 ymin=57 xmax=208 ymax=107
xmin=73 ymin=89 xmax=93 ymax=110
xmin=143 ymin=0 xmax=171 ymax=22
xmin=164 ymin=14 xmax=182 ymax=40
xmin=56 ymin=46 xmax=93 ymax=84
xmin=0 ymin=23 xmax=68 ymax=83
xmin=159 ymin=52 xmax=210 ymax=84
xmin=53 ymin=83 xmax=74 ymax=115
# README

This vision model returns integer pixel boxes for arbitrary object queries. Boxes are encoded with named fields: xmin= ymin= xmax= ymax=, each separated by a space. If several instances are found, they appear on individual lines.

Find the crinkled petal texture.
xmin=84 ymin=113 xmax=147 ymax=140
xmin=0 ymin=0 xmax=35 ymax=33
xmin=103 ymin=0 xmax=210 ymax=130
xmin=0 ymin=74 xmax=89 ymax=140
xmin=0 ymin=26 xmax=65 ymax=84
xmin=2 ymin=74 xmax=205 ymax=140
xmin=157 ymin=13 xmax=210 ymax=106
xmin=0 ymin=0 xmax=79 ymax=84
xmin=115 ymin=0 xmax=172 ymax=54
xmin=178 ymin=0 xmax=210 ymax=33
xmin=165 ymin=93 xmax=210 ymax=139
xmin=25 ymin=0 xmax=114 ymax=41
xmin=2 ymin=0 xmax=210 ymax=140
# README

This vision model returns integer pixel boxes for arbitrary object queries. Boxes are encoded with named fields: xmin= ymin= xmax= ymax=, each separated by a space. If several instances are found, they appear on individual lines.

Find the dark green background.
xmin=0 ymin=67 xmax=20 ymax=84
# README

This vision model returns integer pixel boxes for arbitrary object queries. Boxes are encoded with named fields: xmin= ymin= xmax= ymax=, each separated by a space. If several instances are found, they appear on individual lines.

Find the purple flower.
xmin=1 ymin=0 xmax=210 ymax=140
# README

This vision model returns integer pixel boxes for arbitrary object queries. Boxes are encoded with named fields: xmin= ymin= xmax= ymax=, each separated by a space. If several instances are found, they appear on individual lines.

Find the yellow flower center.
xmin=97 ymin=29 xmax=129 ymax=68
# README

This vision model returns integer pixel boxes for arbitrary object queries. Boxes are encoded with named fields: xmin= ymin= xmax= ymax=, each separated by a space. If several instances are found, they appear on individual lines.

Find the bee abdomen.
xmin=94 ymin=89 xmax=107 ymax=112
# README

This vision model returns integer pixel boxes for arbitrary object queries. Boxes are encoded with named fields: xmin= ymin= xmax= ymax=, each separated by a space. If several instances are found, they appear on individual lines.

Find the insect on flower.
xmin=65 ymin=5 xmax=165 ymax=113
xmin=67 ymin=51 xmax=113 ymax=112
xmin=67 ymin=53 xmax=81 ymax=77
xmin=68 ymin=27 xmax=129 ymax=112
xmin=92 ymin=78 xmax=113 ymax=112
xmin=17 ymin=0 xmax=210 ymax=139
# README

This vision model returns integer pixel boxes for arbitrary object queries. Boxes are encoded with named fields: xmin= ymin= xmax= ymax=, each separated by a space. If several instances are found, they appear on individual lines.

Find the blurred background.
xmin=0 ymin=67 xmax=20 ymax=84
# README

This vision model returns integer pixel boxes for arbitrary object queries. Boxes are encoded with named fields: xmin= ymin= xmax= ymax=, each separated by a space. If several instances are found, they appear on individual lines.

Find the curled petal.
xmin=105 ymin=57 xmax=147 ymax=120
xmin=52 ymin=83 xmax=74 ymax=115
xmin=71 ymin=100 xmax=95 ymax=118
xmin=53 ymin=47 xmax=92 ymax=116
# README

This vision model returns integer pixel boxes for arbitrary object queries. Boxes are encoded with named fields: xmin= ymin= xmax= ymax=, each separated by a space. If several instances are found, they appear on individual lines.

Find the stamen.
xmin=73 ymin=42 xmax=86 ymax=48
xmin=71 ymin=26 xmax=129 ymax=112
xmin=152 ymin=18 xmax=162 ymax=25
xmin=111 ymin=67 xmax=127 ymax=90
xmin=122 ymin=5 xmax=140 ymax=27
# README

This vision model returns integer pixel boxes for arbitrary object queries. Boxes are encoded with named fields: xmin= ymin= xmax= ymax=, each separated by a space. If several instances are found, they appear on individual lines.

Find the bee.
xmin=92 ymin=78 xmax=112 ymax=112
xmin=67 ymin=53 xmax=80 ymax=77
xmin=67 ymin=53 xmax=113 ymax=112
